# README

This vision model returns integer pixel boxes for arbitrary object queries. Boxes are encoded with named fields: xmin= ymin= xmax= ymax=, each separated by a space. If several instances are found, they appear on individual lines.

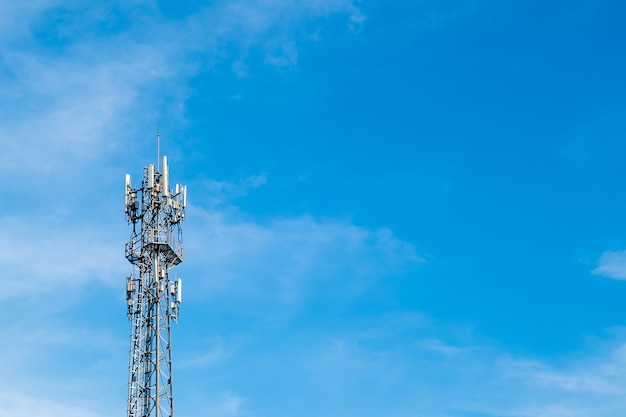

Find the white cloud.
xmin=418 ymin=338 xmax=472 ymax=355
xmin=184 ymin=204 xmax=422 ymax=304
xmin=200 ymin=174 xmax=268 ymax=205
xmin=189 ymin=391 xmax=245 ymax=417
xmin=292 ymin=319 xmax=626 ymax=417
xmin=0 ymin=314 xmax=127 ymax=417
xmin=178 ymin=336 xmax=232 ymax=369
xmin=0 ymin=215 xmax=127 ymax=298
xmin=498 ymin=355 xmax=624 ymax=395
xmin=169 ymin=0 xmax=364 ymax=69
xmin=0 ymin=1 xmax=55 ymax=42
xmin=0 ymin=391 xmax=104 ymax=417
xmin=0 ymin=43 xmax=177 ymax=179
xmin=201 ymin=392 xmax=246 ymax=417
xmin=0 ymin=0 xmax=365 ymax=186
xmin=592 ymin=250 xmax=626 ymax=280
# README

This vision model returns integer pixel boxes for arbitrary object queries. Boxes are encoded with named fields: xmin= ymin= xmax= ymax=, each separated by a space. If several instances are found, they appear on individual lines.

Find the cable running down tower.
xmin=124 ymin=145 xmax=187 ymax=417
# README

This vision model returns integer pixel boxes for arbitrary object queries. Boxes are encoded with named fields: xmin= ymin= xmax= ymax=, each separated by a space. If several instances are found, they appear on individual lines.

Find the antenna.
xmin=162 ymin=155 xmax=169 ymax=197
xmin=156 ymin=126 xmax=161 ymax=171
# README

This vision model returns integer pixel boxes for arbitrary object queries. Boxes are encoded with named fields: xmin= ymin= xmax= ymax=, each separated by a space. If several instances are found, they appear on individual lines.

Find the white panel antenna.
xmin=125 ymin=174 xmax=131 ymax=207
xmin=162 ymin=155 xmax=169 ymax=197
xmin=148 ymin=164 xmax=155 ymax=189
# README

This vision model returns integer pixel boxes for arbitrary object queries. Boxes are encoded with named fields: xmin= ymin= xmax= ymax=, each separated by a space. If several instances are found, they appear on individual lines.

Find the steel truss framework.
xmin=125 ymin=155 xmax=187 ymax=417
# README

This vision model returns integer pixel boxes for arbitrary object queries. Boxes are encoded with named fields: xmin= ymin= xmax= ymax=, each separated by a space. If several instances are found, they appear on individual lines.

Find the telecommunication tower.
xmin=124 ymin=140 xmax=187 ymax=417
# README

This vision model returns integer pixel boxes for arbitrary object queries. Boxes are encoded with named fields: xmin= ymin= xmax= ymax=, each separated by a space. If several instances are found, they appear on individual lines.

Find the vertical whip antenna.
xmin=156 ymin=126 xmax=161 ymax=172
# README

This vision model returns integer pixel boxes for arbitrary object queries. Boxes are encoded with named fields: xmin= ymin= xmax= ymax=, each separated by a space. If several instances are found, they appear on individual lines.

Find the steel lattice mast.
xmin=124 ymin=143 xmax=187 ymax=417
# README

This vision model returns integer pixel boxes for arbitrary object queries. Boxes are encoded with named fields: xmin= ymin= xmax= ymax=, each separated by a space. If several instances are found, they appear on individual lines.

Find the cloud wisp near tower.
xmin=124 ymin=145 xmax=187 ymax=417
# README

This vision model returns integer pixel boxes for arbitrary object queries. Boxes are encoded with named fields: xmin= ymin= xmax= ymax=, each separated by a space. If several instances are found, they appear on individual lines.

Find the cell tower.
xmin=124 ymin=138 xmax=187 ymax=417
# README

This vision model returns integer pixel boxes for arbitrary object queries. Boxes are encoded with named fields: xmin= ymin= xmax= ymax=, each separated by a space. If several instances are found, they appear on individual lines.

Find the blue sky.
xmin=2 ymin=1 xmax=626 ymax=416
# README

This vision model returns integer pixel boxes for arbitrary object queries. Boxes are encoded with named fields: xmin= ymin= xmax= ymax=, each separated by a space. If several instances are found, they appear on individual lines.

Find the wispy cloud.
xmin=292 ymin=317 xmax=626 ymax=417
xmin=201 ymin=391 xmax=246 ymax=417
xmin=178 ymin=336 xmax=233 ymax=369
xmin=0 ymin=391 xmax=104 ymax=417
xmin=0 ymin=215 xmax=126 ymax=298
xmin=592 ymin=250 xmax=626 ymax=280
xmin=0 ymin=45 xmax=174 ymax=186
xmin=184 ymin=203 xmax=422 ymax=305
xmin=0 ymin=0 xmax=364 ymax=185
xmin=199 ymin=174 xmax=268 ymax=205
xmin=0 ymin=312 xmax=127 ymax=417
xmin=166 ymin=0 xmax=364 ymax=71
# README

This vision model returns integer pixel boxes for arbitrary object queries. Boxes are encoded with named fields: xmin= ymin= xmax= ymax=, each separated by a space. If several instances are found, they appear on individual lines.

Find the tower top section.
xmin=124 ymin=152 xmax=187 ymax=267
